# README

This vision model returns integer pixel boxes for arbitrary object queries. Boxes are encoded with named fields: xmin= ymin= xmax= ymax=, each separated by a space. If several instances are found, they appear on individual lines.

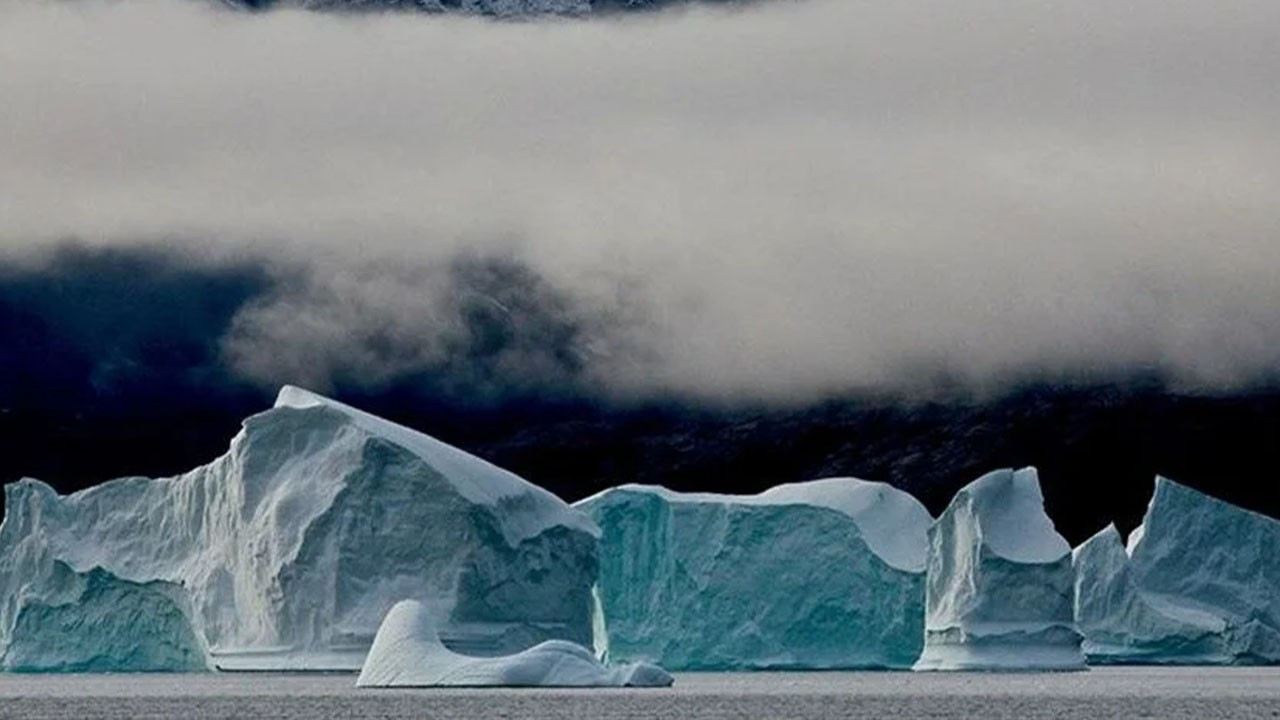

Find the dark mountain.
xmin=5 ymin=377 xmax=1280 ymax=545
xmin=223 ymin=0 xmax=727 ymax=16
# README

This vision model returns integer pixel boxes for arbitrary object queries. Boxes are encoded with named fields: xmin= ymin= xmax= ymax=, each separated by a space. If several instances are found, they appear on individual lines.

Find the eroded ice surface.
xmin=1 ymin=562 xmax=209 ymax=673
xmin=0 ymin=386 xmax=599 ymax=671
xmin=576 ymin=478 xmax=932 ymax=670
xmin=915 ymin=467 xmax=1085 ymax=671
xmin=1074 ymin=478 xmax=1280 ymax=664
xmin=356 ymin=600 xmax=671 ymax=687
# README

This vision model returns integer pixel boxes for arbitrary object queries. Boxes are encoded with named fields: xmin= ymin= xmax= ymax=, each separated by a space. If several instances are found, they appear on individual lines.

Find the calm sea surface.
xmin=0 ymin=667 xmax=1277 ymax=719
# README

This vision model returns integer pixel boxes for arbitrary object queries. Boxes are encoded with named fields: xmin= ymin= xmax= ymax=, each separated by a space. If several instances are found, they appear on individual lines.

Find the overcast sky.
xmin=4 ymin=0 xmax=1280 ymax=402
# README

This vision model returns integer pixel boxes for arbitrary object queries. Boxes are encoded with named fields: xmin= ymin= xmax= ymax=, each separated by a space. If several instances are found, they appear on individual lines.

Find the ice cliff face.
xmin=576 ymin=478 xmax=932 ymax=670
xmin=1 ymin=562 xmax=209 ymax=672
xmin=1073 ymin=524 xmax=1231 ymax=663
xmin=1074 ymin=478 xmax=1280 ymax=664
xmin=356 ymin=600 xmax=672 ymax=687
xmin=915 ymin=467 xmax=1084 ymax=671
xmin=0 ymin=386 xmax=599 ymax=671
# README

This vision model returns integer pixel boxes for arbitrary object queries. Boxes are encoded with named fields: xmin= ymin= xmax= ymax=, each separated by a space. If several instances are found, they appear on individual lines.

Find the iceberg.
xmin=0 ymin=386 xmax=599 ymax=671
xmin=1072 ymin=524 xmax=1230 ymax=664
xmin=914 ymin=467 xmax=1085 ymax=671
xmin=576 ymin=478 xmax=932 ymax=670
xmin=356 ymin=600 xmax=672 ymax=687
xmin=1073 ymin=477 xmax=1280 ymax=664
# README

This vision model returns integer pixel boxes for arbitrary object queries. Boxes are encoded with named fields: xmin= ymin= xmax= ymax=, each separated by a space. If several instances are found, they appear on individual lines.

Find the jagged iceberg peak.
xmin=273 ymin=385 xmax=597 ymax=542
xmin=0 ymin=386 xmax=600 ymax=672
xmin=356 ymin=600 xmax=672 ymax=687
xmin=1074 ymin=476 xmax=1280 ymax=664
xmin=578 ymin=477 xmax=930 ymax=572
xmin=1130 ymin=476 xmax=1279 ymax=618
xmin=576 ymin=478 xmax=931 ymax=670
xmin=915 ymin=467 xmax=1085 ymax=671
xmin=1073 ymin=522 xmax=1228 ymax=664
xmin=1072 ymin=522 xmax=1124 ymax=565
xmin=961 ymin=467 xmax=1071 ymax=564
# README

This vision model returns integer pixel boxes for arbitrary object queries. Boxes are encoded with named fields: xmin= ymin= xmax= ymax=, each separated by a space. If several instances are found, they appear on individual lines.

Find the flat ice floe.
xmin=1074 ymin=477 xmax=1280 ymax=664
xmin=915 ymin=467 xmax=1085 ymax=671
xmin=356 ymin=600 xmax=672 ymax=687
xmin=576 ymin=478 xmax=932 ymax=670
xmin=0 ymin=386 xmax=599 ymax=672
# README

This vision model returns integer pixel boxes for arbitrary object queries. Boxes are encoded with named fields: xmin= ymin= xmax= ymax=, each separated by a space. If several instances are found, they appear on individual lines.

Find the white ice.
xmin=914 ymin=467 xmax=1085 ymax=671
xmin=356 ymin=600 xmax=672 ymax=687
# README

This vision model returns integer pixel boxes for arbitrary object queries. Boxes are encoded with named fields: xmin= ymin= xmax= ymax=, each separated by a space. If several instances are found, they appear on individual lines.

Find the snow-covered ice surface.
xmin=1074 ymin=477 xmax=1280 ymax=664
xmin=356 ymin=600 xmax=671 ymax=687
xmin=576 ymin=478 xmax=932 ymax=669
xmin=915 ymin=467 xmax=1085 ymax=671
xmin=0 ymin=386 xmax=599 ymax=672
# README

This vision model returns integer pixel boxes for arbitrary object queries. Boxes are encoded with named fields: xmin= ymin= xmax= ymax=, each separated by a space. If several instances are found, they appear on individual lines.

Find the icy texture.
xmin=0 ymin=386 xmax=598 ymax=671
xmin=576 ymin=478 xmax=932 ymax=669
xmin=1 ymin=563 xmax=208 ymax=673
xmin=356 ymin=600 xmax=672 ymax=687
xmin=915 ymin=467 xmax=1085 ymax=671
xmin=1074 ymin=478 xmax=1280 ymax=664
xmin=1073 ymin=524 xmax=1228 ymax=663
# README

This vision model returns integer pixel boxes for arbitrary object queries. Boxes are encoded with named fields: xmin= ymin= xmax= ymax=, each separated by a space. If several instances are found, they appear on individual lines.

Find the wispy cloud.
xmin=4 ymin=0 xmax=1280 ymax=400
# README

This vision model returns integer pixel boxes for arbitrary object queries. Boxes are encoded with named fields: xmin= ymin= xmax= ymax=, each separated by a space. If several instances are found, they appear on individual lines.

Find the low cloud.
xmin=4 ymin=0 xmax=1280 ymax=401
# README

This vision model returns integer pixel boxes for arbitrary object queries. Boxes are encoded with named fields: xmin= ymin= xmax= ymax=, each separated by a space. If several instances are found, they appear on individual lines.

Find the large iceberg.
xmin=1074 ymin=477 xmax=1280 ymax=664
xmin=356 ymin=600 xmax=672 ymax=687
xmin=576 ymin=478 xmax=932 ymax=670
xmin=915 ymin=467 xmax=1085 ymax=671
xmin=0 ymin=386 xmax=599 ymax=671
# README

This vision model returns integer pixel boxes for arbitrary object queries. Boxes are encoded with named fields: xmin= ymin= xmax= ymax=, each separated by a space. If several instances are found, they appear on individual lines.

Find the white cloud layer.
xmin=4 ymin=0 xmax=1280 ymax=400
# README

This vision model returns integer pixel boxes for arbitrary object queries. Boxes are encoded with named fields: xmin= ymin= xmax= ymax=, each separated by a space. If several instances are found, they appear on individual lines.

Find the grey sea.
xmin=0 ymin=667 xmax=1278 ymax=719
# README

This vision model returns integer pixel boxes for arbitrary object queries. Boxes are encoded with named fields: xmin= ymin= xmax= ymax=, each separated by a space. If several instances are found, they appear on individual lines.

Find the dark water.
xmin=0 ymin=667 xmax=1278 ymax=719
